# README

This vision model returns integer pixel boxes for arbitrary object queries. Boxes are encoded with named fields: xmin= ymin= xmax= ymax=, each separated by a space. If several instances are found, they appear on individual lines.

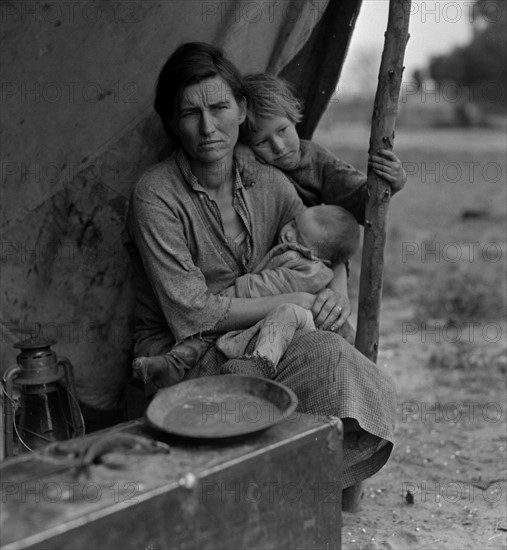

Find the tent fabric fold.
xmin=1 ymin=0 xmax=362 ymax=409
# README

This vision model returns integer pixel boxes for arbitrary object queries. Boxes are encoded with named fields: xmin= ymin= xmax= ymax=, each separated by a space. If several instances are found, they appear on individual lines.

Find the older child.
xmin=234 ymin=72 xmax=406 ymax=346
xmin=238 ymin=72 xmax=406 ymax=222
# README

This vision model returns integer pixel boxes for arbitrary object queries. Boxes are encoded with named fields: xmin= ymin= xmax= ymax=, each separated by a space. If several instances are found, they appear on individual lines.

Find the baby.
xmin=133 ymin=203 xmax=360 ymax=387
xmin=218 ymin=203 xmax=359 ymax=377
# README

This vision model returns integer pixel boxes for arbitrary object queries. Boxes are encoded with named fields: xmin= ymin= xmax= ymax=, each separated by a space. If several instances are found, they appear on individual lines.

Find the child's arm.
xmin=233 ymin=246 xmax=334 ymax=299
xmin=310 ymin=141 xmax=405 ymax=223
xmin=368 ymin=149 xmax=407 ymax=195
xmin=216 ymin=250 xmax=331 ymax=299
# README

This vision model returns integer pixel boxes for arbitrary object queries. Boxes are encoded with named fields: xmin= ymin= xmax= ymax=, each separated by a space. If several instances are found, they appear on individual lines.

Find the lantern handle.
xmin=57 ymin=356 xmax=85 ymax=438
xmin=2 ymin=365 xmax=21 ymax=458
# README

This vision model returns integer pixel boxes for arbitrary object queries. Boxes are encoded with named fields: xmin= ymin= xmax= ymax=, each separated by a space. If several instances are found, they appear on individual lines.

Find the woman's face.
xmin=171 ymin=76 xmax=246 ymax=169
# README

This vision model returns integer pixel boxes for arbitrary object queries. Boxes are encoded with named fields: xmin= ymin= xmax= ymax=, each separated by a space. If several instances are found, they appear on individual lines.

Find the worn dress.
xmin=124 ymin=149 xmax=395 ymax=488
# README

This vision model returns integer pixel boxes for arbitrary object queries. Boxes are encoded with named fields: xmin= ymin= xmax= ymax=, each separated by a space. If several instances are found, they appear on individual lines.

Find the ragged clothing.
xmin=281 ymin=139 xmax=368 ymax=224
xmin=215 ymin=242 xmax=333 ymax=367
xmin=226 ymin=241 xmax=334 ymax=298
xmin=216 ymin=302 xmax=316 ymax=369
xmin=123 ymin=148 xmax=304 ymax=358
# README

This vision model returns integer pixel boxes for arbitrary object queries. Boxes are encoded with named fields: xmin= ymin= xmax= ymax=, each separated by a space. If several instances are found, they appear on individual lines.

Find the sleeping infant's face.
xmin=279 ymin=209 xmax=322 ymax=253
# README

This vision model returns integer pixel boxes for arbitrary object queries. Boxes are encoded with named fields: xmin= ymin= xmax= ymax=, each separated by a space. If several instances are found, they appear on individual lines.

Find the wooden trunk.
xmin=1 ymin=415 xmax=342 ymax=550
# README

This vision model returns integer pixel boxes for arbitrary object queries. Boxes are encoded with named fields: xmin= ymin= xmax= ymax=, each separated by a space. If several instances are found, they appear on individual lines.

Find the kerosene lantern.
xmin=2 ymin=338 xmax=85 ymax=457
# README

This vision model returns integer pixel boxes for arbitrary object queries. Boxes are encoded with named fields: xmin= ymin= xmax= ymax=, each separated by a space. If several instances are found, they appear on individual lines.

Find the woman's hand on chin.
xmin=310 ymin=288 xmax=350 ymax=331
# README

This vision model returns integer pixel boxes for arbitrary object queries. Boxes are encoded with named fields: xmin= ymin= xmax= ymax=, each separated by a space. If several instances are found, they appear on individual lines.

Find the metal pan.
xmin=146 ymin=375 xmax=298 ymax=439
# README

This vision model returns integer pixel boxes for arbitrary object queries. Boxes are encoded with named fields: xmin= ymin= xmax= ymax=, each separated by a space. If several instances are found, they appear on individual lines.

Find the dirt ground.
xmin=342 ymin=305 xmax=507 ymax=550
xmin=313 ymin=120 xmax=507 ymax=550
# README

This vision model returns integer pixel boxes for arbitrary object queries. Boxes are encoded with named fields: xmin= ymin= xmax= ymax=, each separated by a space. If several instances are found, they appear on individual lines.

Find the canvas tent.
xmin=1 ymin=0 xmax=364 ymax=411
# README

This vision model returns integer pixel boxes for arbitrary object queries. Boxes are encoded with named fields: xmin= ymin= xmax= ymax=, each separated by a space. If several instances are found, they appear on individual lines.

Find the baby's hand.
xmin=368 ymin=149 xmax=407 ymax=195
xmin=234 ymin=143 xmax=256 ymax=170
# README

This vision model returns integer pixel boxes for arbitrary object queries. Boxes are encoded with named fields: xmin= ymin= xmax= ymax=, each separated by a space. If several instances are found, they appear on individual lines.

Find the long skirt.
xmin=184 ymin=330 xmax=396 ymax=489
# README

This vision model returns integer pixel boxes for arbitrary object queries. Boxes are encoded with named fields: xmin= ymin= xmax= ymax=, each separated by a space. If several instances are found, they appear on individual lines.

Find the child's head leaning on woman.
xmin=240 ymin=72 xmax=304 ymax=171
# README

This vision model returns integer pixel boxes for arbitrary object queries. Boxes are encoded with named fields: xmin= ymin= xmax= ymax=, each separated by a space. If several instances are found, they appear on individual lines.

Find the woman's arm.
xmin=215 ymin=292 xmax=314 ymax=331
xmin=217 ymin=258 xmax=350 ymax=332
xmin=127 ymin=176 xmax=233 ymax=343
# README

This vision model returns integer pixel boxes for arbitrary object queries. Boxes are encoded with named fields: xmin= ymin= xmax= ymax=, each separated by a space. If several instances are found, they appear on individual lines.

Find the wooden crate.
xmin=1 ymin=415 xmax=343 ymax=550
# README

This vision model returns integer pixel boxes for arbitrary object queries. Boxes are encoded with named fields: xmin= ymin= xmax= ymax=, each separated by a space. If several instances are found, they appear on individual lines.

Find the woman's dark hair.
xmin=154 ymin=42 xmax=246 ymax=140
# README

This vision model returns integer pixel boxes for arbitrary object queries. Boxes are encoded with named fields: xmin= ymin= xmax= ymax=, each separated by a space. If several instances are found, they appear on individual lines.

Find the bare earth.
xmin=342 ymin=305 xmax=506 ymax=550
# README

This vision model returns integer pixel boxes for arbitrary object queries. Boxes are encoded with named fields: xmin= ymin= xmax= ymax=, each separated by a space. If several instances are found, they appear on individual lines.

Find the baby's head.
xmin=240 ymin=73 xmax=303 ymax=170
xmin=279 ymin=205 xmax=360 ymax=263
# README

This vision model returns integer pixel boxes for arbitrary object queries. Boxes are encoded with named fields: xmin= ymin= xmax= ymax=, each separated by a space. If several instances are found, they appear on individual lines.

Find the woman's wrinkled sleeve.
xmin=128 ymin=190 xmax=231 ymax=343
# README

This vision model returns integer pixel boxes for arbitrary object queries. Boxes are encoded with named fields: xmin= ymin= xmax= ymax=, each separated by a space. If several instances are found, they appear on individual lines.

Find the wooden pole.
xmin=355 ymin=0 xmax=411 ymax=362
xmin=343 ymin=0 xmax=411 ymax=513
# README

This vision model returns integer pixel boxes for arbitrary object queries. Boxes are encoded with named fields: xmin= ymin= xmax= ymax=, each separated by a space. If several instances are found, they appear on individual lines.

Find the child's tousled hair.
xmin=305 ymin=205 xmax=360 ymax=264
xmin=241 ymin=73 xmax=303 ymax=139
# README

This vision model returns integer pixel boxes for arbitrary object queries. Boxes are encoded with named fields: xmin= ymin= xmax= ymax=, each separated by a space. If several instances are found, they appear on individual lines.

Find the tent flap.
xmin=281 ymin=0 xmax=363 ymax=139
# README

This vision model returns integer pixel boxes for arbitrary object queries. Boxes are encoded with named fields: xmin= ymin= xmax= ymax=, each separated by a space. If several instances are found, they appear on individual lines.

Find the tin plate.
xmin=146 ymin=375 xmax=298 ymax=439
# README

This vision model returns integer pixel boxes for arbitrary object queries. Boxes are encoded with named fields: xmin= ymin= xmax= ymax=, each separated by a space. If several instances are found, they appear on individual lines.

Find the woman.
xmin=123 ymin=42 xmax=395 ymax=490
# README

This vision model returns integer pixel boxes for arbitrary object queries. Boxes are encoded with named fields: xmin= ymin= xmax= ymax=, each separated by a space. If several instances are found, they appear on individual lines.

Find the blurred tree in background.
xmin=429 ymin=0 xmax=506 ymax=114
